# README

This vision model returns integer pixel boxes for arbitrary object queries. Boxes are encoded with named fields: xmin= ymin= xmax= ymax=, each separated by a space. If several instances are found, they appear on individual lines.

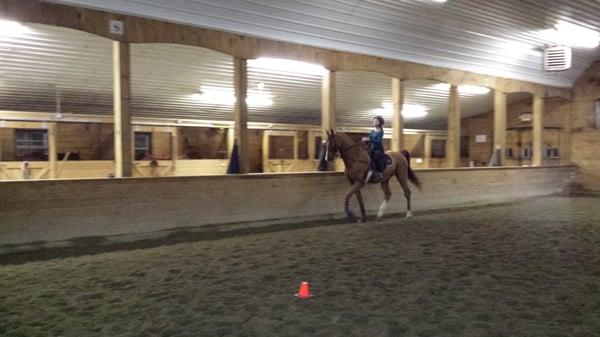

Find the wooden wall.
xmin=463 ymin=97 xmax=569 ymax=166
xmin=570 ymin=61 xmax=600 ymax=191
xmin=0 ymin=166 xmax=573 ymax=253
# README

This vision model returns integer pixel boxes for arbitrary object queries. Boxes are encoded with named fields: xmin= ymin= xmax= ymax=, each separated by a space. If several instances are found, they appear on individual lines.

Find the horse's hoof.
xmin=357 ymin=217 xmax=366 ymax=223
xmin=405 ymin=211 xmax=413 ymax=218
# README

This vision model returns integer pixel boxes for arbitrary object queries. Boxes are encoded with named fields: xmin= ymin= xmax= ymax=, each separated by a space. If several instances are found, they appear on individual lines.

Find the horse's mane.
xmin=334 ymin=132 xmax=357 ymax=146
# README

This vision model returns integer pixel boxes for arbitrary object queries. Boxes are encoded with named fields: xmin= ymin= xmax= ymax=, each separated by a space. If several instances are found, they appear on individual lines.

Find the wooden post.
xmin=171 ymin=128 xmax=178 ymax=171
xmin=424 ymin=133 xmax=432 ymax=168
xmin=446 ymin=84 xmax=460 ymax=168
xmin=113 ymin=41 xmax=133 ymax=178
xmin=321 ymin=70 xmax=336 ymax=170
xmin=226 ymin=128 xmax=234 ymax=158
xmin=48 ymin=122 xmax=57 ymax=179
xmin=532 ymin=95 xmax=544 ymax=166
xmin=561 ymin=101 xmax=572 ymax=165
xmin=493 ymin=90 xmax=507 ymax=166
xmin=391 ymin=78 xmax=405 ymax=152
xmin=234 ymin=57 xmax=249 ymax=173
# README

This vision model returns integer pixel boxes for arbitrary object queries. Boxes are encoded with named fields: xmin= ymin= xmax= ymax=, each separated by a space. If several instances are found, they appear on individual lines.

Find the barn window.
xmin=522 ymin=145 xmax=532 ymax=159
xmin=545 ymin=148 xmax=560 ymax=159
xmin=506 ymin=148 xmax=514 ymax=159
xmin=431 ymin=139 xmax=446 ymax=158
xmin=460 ymin=136 xmax=469 ymax=158
xmin=314 ymin=136 xmax=323 ymax=160
xmin=134 ymin=132 xmax=152 ymax=160
xmin=15 ymin=129 xmax=48 ymax=161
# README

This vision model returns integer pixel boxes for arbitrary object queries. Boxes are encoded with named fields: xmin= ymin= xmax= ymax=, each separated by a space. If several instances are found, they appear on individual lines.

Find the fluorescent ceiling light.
xmin=249 ymin=58 xmax=327 ymax=75
xmin=430 ymin=0 xmax=447 ymax=2
xmin=0 ymin=19 xmax=31 ymax=38
xmin=192 ymin=86 xmax=273 ymax=107
xmin=538 ymin=20 xmax=599 ymax=49
xmin=370 ymin=102 xmax=428 ymax=118
xmin=431 ymin=83 xmax=490 ymax=95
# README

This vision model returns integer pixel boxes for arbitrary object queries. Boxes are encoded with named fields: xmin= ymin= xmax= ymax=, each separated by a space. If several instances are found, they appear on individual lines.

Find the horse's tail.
xmin=401 ymin=150 xmax=421 ymax=190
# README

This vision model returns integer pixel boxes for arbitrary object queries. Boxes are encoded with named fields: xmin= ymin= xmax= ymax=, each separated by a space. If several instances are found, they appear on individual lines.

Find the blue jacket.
xmin=368 ymin=129 xmax=384 ymax=152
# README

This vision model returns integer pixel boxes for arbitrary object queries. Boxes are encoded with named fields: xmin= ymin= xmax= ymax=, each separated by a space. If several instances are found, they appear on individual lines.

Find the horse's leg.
xmin=355 ymin=190 xmax=367 ymax=223
xmin=377 ymin=180 xmax=392 ymax=220
xmin=395 ymin=170 xmax=412 ymax=218
xmin=344 ymin=181 xmax=364 ymax=221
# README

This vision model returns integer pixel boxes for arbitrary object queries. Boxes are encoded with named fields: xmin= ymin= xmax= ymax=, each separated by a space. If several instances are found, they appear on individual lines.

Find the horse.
xmin=324 ymin=129 xmax=421 ymax=222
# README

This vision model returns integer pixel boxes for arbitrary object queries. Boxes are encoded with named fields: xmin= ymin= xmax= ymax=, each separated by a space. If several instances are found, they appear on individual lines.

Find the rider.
xmin=363 ymin=115 xmax=385 ymax=183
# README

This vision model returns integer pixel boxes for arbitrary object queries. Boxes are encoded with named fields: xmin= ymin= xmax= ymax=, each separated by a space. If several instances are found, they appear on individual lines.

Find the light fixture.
xmin=249 ymin=58 xmax=327 ymax=75
xmin=431 ymin=83 xmax=490 ymax=95
xmin=369 ymin=102 xmax=428 ymax=118
xmin=0 ymin=19 xmax=31 ymax=38
xmin=538 ymin=20 xmax=600 ymax=49
xmin=430 ymin=0 xmax=447 ymax=2
xmin=402 ymin=104 xmax=428 ymax=118
xmin=191 ymin=86 xmax=273 ymax=107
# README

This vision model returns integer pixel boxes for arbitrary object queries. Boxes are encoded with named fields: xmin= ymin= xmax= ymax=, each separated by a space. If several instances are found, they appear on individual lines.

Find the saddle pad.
xmin=384 ymin=154 xmax=393 ymax=166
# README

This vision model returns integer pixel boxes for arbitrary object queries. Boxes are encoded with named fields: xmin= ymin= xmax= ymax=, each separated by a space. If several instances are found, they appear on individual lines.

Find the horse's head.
xmin=324 ymin=129 xmax=337 ymax=161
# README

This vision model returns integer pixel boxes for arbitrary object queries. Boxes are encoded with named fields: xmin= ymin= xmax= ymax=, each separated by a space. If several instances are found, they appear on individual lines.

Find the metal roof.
xmin=0 ymin=23 xmax=538 ymax=128
xmin=48 ymin=0 xmax=600 ymax=87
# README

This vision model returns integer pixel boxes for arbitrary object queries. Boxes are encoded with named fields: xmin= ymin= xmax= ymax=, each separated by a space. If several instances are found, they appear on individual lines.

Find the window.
xmin=269 ymin=135 xmax=294 ymax=159
xmin=545 ymin=148 xmax=560 ymax=159
xmin=506 ymin=148 xmax=514 ymax=159
xmin=522 ymin=145 xmax=532 ymax=159
xmin=15 ymin=129 xmax=48 ymax=161
xmin=460 ymin=136 xmax=469 ymax=158
xmin=297 ymin=131 xmax=308 ymax=160
xmin=431 ymin=139 xmax=446 ymax=158
xmin=314 ymin=136 xmax=323 ymax=160
xmin=135 ymin=132 xmax=152 ymax=160
xmin=595 ymin=99 xmax=600 ymax=129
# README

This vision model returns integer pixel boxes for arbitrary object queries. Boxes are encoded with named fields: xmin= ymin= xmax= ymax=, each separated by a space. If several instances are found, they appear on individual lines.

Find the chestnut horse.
xmin=324 ymin=130 xmax=421 ymax=222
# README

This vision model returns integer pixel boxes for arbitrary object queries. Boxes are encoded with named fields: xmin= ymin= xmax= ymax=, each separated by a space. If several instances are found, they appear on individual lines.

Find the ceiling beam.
xmin=0 ymin=0 xmax=571 ymax=100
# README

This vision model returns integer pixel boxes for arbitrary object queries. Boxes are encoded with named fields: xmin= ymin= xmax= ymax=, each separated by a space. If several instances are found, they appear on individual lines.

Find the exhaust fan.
xmin=543 ymin=46 xmax=572 ymax=72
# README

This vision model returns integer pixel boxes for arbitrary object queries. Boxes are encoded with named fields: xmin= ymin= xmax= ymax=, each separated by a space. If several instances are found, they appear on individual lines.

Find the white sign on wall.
xmin=109 ymin=20 xmax=124 ymax=35
xmin=475 ymin=134 xmax=487 ymax=143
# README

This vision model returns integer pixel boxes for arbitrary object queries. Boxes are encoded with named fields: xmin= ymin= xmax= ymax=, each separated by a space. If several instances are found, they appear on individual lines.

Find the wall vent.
xmin=543 ymin=46 xmax=572 ymax=72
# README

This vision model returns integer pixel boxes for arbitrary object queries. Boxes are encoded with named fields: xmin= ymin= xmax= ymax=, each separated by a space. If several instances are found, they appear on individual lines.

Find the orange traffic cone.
xmin=295 ymin=281 xmax=313 ymax=299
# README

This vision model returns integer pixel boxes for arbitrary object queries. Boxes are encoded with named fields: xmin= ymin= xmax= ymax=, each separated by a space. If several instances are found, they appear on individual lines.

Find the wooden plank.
xmin=424 ymin=134 xmax=432 ymax=168
xmin=234 ymin=57 xmax=249 ymax=173
xmin=494 ymin=90 xmax=507 ymax=166
xmin=446 ymin=85 xmax=460 ymax=168
xmin=0 ymin=121 xmax=50 ymax=129
xmin=391 ymin=78 xmax=405 ymax=152
xmin=532 ymin=95 xmax=544 ymax=166
xmin=113 ymin=41 xmax=133 ymax=178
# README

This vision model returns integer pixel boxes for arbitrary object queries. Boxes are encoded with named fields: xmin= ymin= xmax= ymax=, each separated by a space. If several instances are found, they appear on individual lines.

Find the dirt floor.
xmin=1 ymin=196 xmax=600 ymax=337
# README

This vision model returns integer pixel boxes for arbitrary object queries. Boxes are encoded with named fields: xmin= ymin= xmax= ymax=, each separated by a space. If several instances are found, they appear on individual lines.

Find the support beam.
xmin=532 ymin=95 xmax=544 ymax=166
xmin=321 ymin=70 xmax=336 ymax=170
xmin=171 ymin=128 xmax=178 ymax=170
xmin=424 ymin=133 xmax=432 ymax=168
xmin=561 ymin=102 xmax=572 ymax=165
xmin=48 ymin=122 xmax=57 ymax=179
xmin=493 ymin=90 xmax=507 ymax=166
xmin=391 ymin=78 xmax=405 ymax=152
xmin=234 ymin=57 xmax=249 ymax=173
xmin=446 ymin=84 xmax=460 ymax=168
xmin=113 ymin=41 xmax=133 ymax=178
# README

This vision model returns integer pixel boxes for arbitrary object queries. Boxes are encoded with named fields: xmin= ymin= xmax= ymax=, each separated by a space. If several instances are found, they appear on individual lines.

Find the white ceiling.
xmin=47 ymin=0 xmax=600 ymax=87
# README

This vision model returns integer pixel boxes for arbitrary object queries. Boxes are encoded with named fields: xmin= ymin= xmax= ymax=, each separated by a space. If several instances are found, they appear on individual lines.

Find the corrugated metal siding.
xmin=48 ymin=0 xmax=600 ymax=87
xmin=131 ymin=44 xmax=234 ymax=121
xmin=0 ymin=22 xmax=547 ymax=129
xmin=247 ymin=62 xmax=321 ymax=125
xmin=0 ymin=23 xmax=113 ymax=115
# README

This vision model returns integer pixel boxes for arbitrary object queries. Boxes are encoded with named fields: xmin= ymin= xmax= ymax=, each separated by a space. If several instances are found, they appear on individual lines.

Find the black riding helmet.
xmin=374 ymin=115 xmax=385 ymax=126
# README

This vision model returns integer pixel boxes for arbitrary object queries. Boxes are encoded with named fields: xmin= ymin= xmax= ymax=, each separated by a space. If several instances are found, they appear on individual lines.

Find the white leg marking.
xmin=406 ymin=210 xmax=413 ymax=218
xmin=377 ymin=200 xmax=388 ymax=219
